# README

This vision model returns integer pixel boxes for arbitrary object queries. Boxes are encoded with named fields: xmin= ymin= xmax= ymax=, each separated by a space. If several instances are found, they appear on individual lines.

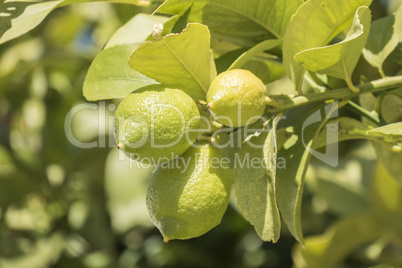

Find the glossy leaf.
xmin=363 ymin=4 xmax=402 ymax=76
xmin=105 ymin=14 xmax=169 ymax=48
xmin=83 ymin=43 xmax=158 ymax=101
xmin=294 ymin=7 xmax=371 ymax=85
xmin=283 ymin=0 xmax=372 ymax=92
xmin=234 ymin=120 xmax=281 ymax=242
xmin=0 ymin=0 xmax=151 ymax=45
xmin=276 ymin=102 xmax=339 ymax=244
xmin=156 ymin=0 xmax=303 ymax=47
xmin=129 ymin=23 xmax=215 ymax=101
xmin=367 ymin=122 xmax=402 ymax=144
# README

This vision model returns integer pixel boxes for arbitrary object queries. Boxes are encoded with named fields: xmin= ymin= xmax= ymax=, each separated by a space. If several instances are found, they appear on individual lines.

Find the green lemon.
xmin=115 ymin=85 xmax=200 ymax=163
xmin=207 ymin=69 xmax=267 ymax=127
xmin=146 ymin=142 xmax=234 ymax=241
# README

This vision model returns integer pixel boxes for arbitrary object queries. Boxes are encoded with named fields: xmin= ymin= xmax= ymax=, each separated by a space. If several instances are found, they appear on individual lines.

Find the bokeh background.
xmin=1 ymin=0 xmax=402 ymax=267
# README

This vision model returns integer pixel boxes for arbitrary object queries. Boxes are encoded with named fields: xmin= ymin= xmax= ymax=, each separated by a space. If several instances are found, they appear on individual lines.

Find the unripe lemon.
xmin=207 ymin=69 xmax=267 ymax=127
xmin=146 ymin=142 xmax=233 ymax=241
xmin=115 ymin=85 xmax=200 ymax=163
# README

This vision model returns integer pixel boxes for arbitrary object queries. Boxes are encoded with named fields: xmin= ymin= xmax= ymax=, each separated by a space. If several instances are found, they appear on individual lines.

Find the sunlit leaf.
xmin=283 ymin=0 xmax=372 ymax=92
xmin=83 ymin=43 xmax=158 ymax=101
xmin=275 ymin=102 xmax=339 ymax=244
xmin=105 ymin=13 xmax=170 ymax=48
xmin=294 ymin=7 xmax=371 ymax=87
xmin=129 ymin=23 xmax=215 ymax=101
xmin=156 ymin=0 xmax=303 ymax=47
xmin=363 ymin=4 xmax=402 ymax=76
xmin=234 ymin=119 xmax=281 ymax=242
xmin=367 ymin=122 xmax=402 ymax=144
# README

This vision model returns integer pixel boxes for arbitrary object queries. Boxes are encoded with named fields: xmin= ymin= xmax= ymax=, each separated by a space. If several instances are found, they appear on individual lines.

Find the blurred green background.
xmin=1 ymin=1 xmax=402 ymax=267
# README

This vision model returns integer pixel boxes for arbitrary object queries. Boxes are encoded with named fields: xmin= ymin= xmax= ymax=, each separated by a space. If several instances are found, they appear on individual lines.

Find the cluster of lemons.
xmin=114 ymin=69 xmax=267 ymax=242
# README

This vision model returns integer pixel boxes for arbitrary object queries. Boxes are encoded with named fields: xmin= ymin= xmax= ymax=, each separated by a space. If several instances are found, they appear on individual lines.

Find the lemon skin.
xmin=207 ymin=69 xmax=267 ymax=127
xmin=146 ymin=142 xmax=234 ymax=241
xmin=115 ymin=85 xmax=200 ymax=163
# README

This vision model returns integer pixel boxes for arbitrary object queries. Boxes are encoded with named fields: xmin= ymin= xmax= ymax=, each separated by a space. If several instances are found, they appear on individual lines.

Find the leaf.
xmin=83 ymin=43 xmax=158 ymax=101
xmin=367 ymin=122 xmax=402 ymax=145
xmin=283 ymin=0 xmax=372 ymax=92
xmin=292 ymin=215 xmax=383 ymax=268
xmin=363 ymin=4 xmax=402 ymax=76
xmin=129 ymin=23 xmax=215 ymax=101
xmin=234 ymin=119 xmax=281 ymax=242
xmin=105 ymin=14 xmax=170 ymax=48
xmin=275 ymin=102 xmax=339 ymax=244
xmin=294 ymin=7 xmax=371 ymax=86
xmin=228 ymin=39 xmax=282 ymax=70
xmin=313 ymin=117 xmax=371 ymax=149
xmin=371 ymin=164 xmax=402 ymax=233
xmin=156 ymin=0 xmax=303 ymax=47
xmin=371 ymin=141 xmax=402 ymax=186
xmin=0 ymin=0 xmax=151 ymax=45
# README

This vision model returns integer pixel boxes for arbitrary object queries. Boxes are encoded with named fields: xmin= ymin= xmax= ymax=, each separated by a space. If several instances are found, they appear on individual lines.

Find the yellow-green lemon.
xmin=115 ymin=85 xmax=200 ymax=163
xmin=146 ymin=142 xmax=233 ymax=241
xmin=207 ymin=69 xmax=267 ymax=127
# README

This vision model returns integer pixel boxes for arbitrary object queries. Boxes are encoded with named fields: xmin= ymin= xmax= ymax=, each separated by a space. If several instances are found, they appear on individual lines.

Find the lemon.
xmin=207 ymin=69 xmax=267 ymax=127
xmin=115 ymin=85 xmax=200 ymax=163
xmin=146 ymin=142 xmax=233 ymax=241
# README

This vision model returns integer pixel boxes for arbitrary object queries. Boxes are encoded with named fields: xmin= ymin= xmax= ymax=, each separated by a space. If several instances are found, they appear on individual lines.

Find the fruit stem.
xmin=266 ymin=75 xmax=402 ymax=114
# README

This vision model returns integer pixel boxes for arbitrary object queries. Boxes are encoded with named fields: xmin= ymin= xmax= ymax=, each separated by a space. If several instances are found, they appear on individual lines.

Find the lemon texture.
xmin=115 ymin=85 xmax=200 ymax=163
xmin=207 ymin=69 xmax=267 ymax=127
xmin=146 ymin=142 xmax=233 ymax=241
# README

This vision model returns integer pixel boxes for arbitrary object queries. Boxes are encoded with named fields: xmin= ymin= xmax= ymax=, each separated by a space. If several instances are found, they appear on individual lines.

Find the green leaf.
xmin=363 ymin=4 xmax=402 ymax=76
xmin=371 ymin=164 xmax=402 ymax=234
xmin=105 ymin=14 xmax=170 ymax=48
xmin=228 ymin=39 xmax=282 ymax=70
xmin=129 ymin=23 xmax=215 ymax=101
xmin=292 ymin=215 xmax=383 ymax=268
xmin=156 ymin=0 xmax=303 ymax=47
xmin=294 ymin=7 xmax=371 ymax=88
xmin=83 ymin=43 xmax=158 ymax=101
xmin=275 ymin=102 xmax=339 ymax=244
xmin=367 ymin=122 xmax=402 ymax=145
xmin=314 ymin=117 xmax=371 ymax=149
xmin=0 ymin=0 xmax=151 ymax=45
xmin=283 ymin=0 xmax=372 ymax=92
xmin=234 ymin=119 xmax=281 ymax=242
xmin=371 ymin=141 xmax=402 ymax=186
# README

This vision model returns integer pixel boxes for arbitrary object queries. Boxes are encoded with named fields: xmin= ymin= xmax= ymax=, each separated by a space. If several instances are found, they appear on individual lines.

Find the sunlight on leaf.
xmin=294 ymin=7 xmax=371 ymax=89
xmin=363 ymin=4 xmax=402 ymax=76
xmin=234 ymin=119 xmax=281 ymax=242
xmin=283 ymin=0 xmax=372 ymax=92
xmin=83 ymin=43 xmax=158 ymax=101
xmin=129 ymin=23 xmax=215 ymax=101
xmin=156 ymin=0 xmax=302 ymax=47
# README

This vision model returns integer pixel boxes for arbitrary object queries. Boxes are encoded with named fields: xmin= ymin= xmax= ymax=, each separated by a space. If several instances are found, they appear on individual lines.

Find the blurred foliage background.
xmin=0 ymin=0 xmax=402 ymax=267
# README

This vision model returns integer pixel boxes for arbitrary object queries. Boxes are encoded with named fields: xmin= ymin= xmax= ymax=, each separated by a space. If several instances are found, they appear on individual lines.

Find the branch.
xmin=267 ymin=75 xmax=402 ymax=113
